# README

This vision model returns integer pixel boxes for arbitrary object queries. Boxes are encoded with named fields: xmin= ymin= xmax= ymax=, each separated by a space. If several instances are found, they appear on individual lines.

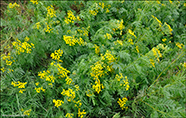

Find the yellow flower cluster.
xmin=115 ymin=73 xmax=123 ymax=81
xmin=8 ymin=2 xmax=20 ymax=8
xmin=78 ymin=108 xmax=86 ymax=118
xmin=151 ymin=15 xmax=162 ymax=27
xmin=77 ymin=27 xmax=89 ymax=36
xmin=65 ymin=76 xmax=72 ymax=85
xmin=63 ymin=35 xmax=84 ymax=46
xmin=128 ymin=29 xmax=137 ymax=38
xmin=180 ymin=62 xmax=186 ymax=68
xmin=152 ymin=47 xmax=162 ymax=62
xmin=106 ymin=8 xmax=109 ymax=13
xmin=75 ymin=85 xmax=80 ymax=91
xmin=1 ymin=53 xmax=13 ymax=66
xmin=121 ymin=76 xmax=130 ymax=91
xmin=38 ymin=70 xmax=56 ymax=86
xmin=136 ymin=46 xmax=139 ymax=53
xmin=61 ymin=88 xmax=75 ymax=102
xmin=64 ymin=10 xmax=79 ymax=24
xmin=23 ymin=109 xmax=32 ymax=116
xmin=38 ymin=70 xmax=50 ymax=79
xmin=176 ymin=42 xmax=184 ymax=49
xmin=35 ymin=87 xmax=45 ymax=93
xmin=90 ymin=61 xmax=104 ymax=79
xmin=53 ymin=99 xmax=64 ymax=108
xmin=30 ymin=0 xmax=38 ymax=4
xmin=44 ymin=22 xmax=54 ymax=33
xmin=115 ymin=73 xmax=129 ymax=91
xmin=73 ymin=100 xmax=82 ymax=108
xmin=101 ymin=50 xmax=116 ymax=63
xmin=156 ymin=0 xmax=166 ymax=6
xmin=114 ymin=40 xmax=123 ymax=46
xmin=117 ymin=97 xmax=128 ymax=110
xmin=63 ymin=35 xmax=77 ymax=46
xmin=89 ymin=9 xmax=99 ymax=16
xmin=97 ymin=2 xmax=110 ymax=13
xmin=99 ymin=2 xmax=105 ymax=9
xmin=51 ymin=49 xmax=63 ymax=62
xmin=1 ymin=67 xmax=5 ymax=72
xmin=169 ymin=0 xmax=173 ymax=4
xmin=12 ymin=37 xmax=35 ymax=55
xmin=55 ymin=63 xmax=70 ymax=78
xmin=162 ymin=38 xmax=167 ymax=42
xmin=150 ymin=59 xmax=155 ymax=67
xmin=65 ymin=113 xmax=74 ymax=118
xmin=34 ymin=22 xmax=41 ymax=29
xmin=128 ymin=39 xmax=134 ymax=45
xmin=11 ymin=81 xmax=27 ymax=93
xmin=118 ymin=19 xmax=124 ymax=31
xmin=46 ymin=5 xmax=56 ymax=18
xmin=93 ymin=44 xmax=100 ymax=54
xmin=104 ymin=33 xmax=112 ymax=40
xmin=112 ymin=19 xmax=125 ymax=35
xmin=92 ymin=79 xmax=104 ymax=94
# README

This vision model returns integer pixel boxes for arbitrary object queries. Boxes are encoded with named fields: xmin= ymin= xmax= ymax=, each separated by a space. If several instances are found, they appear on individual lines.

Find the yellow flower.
xmin=90 ymin=61 xmax=104 ymax=79
xmin=53 ymin=99 xmax=64 ymax=108
xmin=94 ymin=44 xmax=100 ymax=54
xmin=128 ymin=39 xmax=134 ymax=45
xmin=162 ymin=38 xmax=167 ymax=42
xmin=78 ymin=108 xmax=86 ymax=118
xmin=35 ymin=82 xmax=39 ymax=86
xmin=75 ymin=85 xmax=80 ymax=91
xmin=65 ymin=76 xmax=72 ymax=85
xmin=169 ymin=0 xmax=172 ymax=4
xmin=8 ymin=2 xmax=20 ymax=8
xmin=35 ymin=22 xmax=41 ymax=29
xmin=51 ymin=49 xmax=63 ymax=62
xmin=92 ymin=79 xmax=104 ymax=94
xmin=1 ymin=67 xmax=5 ymax=72
xmin=63 ymin=35 xmax=77 ymax=46
xmin=176 ymin=42 xmax=183 ymax=49
xmin=136 ymin=46 xmax=139 ymax=53
xmin=150 ymin=59 xmax=155 ymax=67
xmin=117 ymin=97 xmax=128 ymax=110
xmin=104 ymin=33 xmax=112 ymax=40
xmin=61 ymin=88 xmax=75 ymax=102
xmin=19 ymin=89 xmax=26 ymax=93
xmin=40 ymin=87 xmax=45 ymax=92
xmin=65 ymin=113 xmax=74 ymax=118
xmin=115 ymin=73 xmax=123 ymax=81
xmin=104 ymin=50 xmax=115 ymax=63
xmin=23 ymin=109 xmax=32 ymax=116
xmin=114 ymin=40 xmax=123 ymax=46
xmin=18 ymin=82 xmax=27 ymax=88
xmin=35 ymin=87 xmax=41 ymax=93
xmin=106 ymin=8 xmax=109 ymax=13
xmin=128 ymin=29 xmax=136 ymax=38
xmin=30 ymin=0 xmax=38 ymax=4
xmin=56 ymin=63 xmax=70 ymax=78
xmin=181 ymin=62 xmax=186 ymax=68
xmin=46 ymin=5 xmax=56 ymax=18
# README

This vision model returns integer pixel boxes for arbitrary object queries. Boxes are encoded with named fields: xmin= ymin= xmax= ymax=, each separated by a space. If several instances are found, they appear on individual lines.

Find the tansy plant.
xmin=1 ymin=1 xmax=185 ymax=118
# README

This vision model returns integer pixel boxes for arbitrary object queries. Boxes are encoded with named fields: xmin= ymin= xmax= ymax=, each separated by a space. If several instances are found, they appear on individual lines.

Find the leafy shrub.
xmin=1 ymin=0 xmax=185 ymax=117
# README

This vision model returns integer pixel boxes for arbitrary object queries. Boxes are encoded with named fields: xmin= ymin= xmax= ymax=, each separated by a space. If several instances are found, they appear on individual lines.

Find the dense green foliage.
xmin=1 ymin=0 xmax=186 ymax=117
